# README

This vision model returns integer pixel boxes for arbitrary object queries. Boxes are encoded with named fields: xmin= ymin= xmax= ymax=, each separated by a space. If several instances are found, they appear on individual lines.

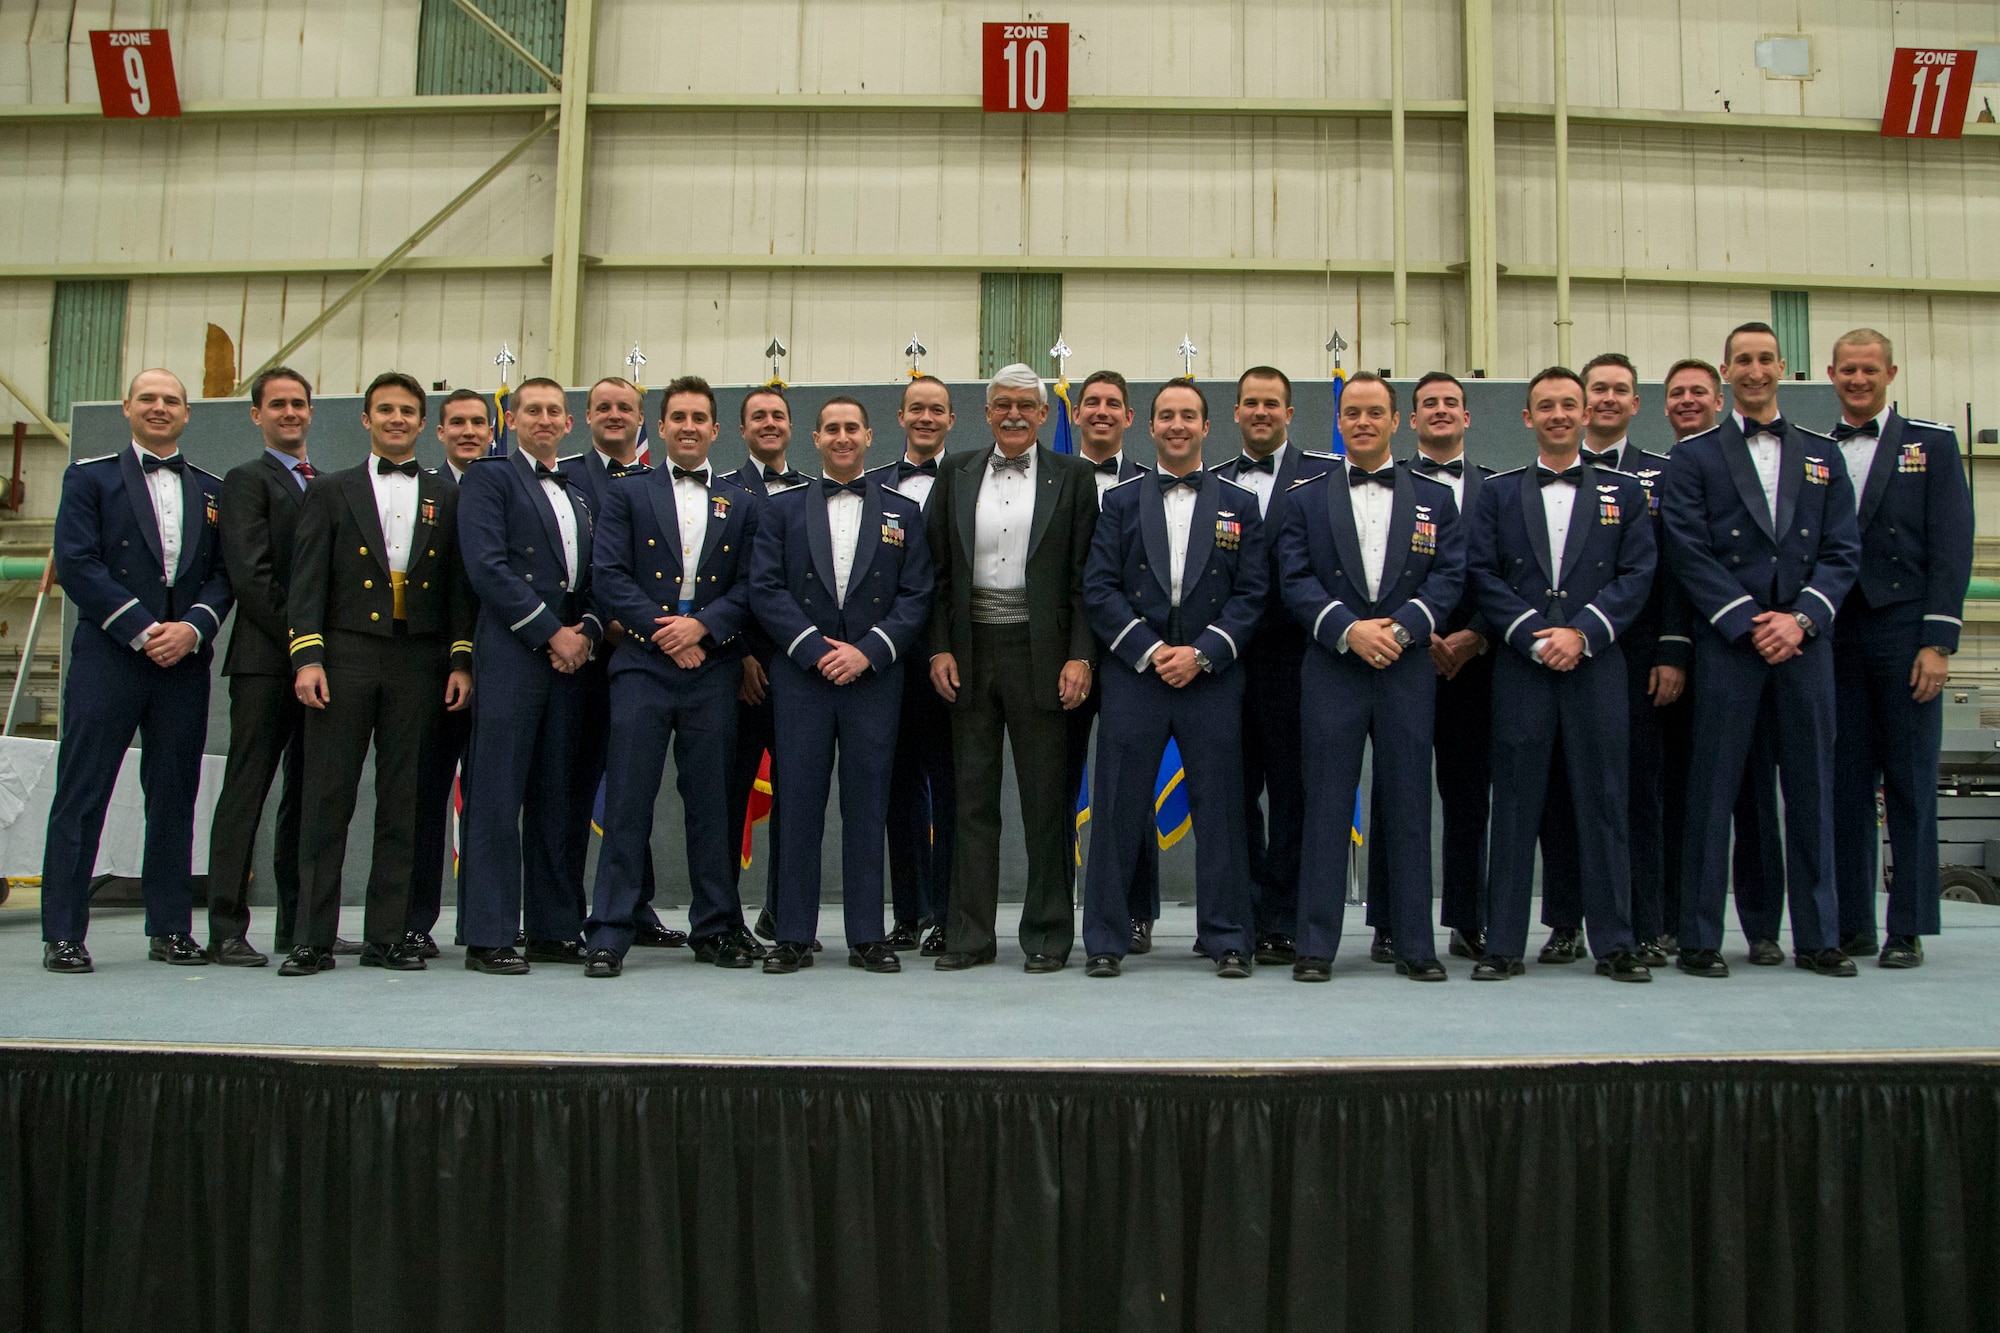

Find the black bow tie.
xmin=1413 ymin=455 xmax=1463 ymax=478
xmin=899 ymin=458 xmax=939 ymax=480
xmin=141 ymin=453 xmax=186 ymax=474
xmin=1158 ymin=471 xmax=1202 ymax=492
xmin=376 ymin=456 xmax=420 ymax=477
xmin=823 ymin=476 xmax=868 ymax=498
xmin=534 ymin=463 xmax=569 ymax=488
xmin=673 ymin=466 xmax=710 ymax=485
xmin=1582 ymin=448 xmax=1620 ymax=468
xmin=1093 ymin=457 xmax=1120 ymax=475
xmin=1349 ymin=466 xmax=1396 ymax=490
xmin=1743 ymin=416 xmax=1785 ymax=438
xmin=1537 ymin=464 xmax=1583 ymax=487
xmin=761 ymin=465 xmax=804 ymax=486
xmin=1235 ymin=454 xmax=1274 ymax=475
xmin=1831 ymin=419 xmax=1880 ymax=441
xmin=990 ymin=452 xmax=1030 ymax=474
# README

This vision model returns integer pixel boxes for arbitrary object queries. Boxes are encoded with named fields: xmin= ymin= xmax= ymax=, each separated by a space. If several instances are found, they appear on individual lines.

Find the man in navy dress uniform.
xmin=1824 ymin=328 xmax=1972 ymax=968
xmin=40 ymin=369 xmax=233 ymax=973
xmin=1661 ymin=321 xmax=1862 ymax=979
xmin=1276 ymin=372 xmax=1462 ymax=982
xmin=581 ymin=379 xmax=765 ymax=977
xmin=457 ymin=376 xmax=603 ymax=975
xmin=1213 ymin=367 xmax=1335 ymax=966
xmin=1465 ymin=366 xmax=1656 ymax=981
xmin=1065 ymin=369 xmax=1163 ymax=954
xmin=871 ymin=374 xmax=959 ymax=954
xmin=1080 ymin=379 xmax=1265 ymax=977
xmin=748 ymin=397 xmax=934 ymax=974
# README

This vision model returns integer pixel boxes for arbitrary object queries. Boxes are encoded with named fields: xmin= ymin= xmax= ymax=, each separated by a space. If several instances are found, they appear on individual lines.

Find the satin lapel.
xmin=805 ymin=487 xmax=839 ymax=600
xmin=1857 ymin=415 xmax=1901 ymax=531
xmin=512 ymin=449 xmax=567 ymax=560
xmin=954 ymin=452 xmax=983 ymax=569
xmin=1721 ymin=419 xmax=1777 ymax=541
xmin=644 ymin=469 xmax=684 ymax=583
xmin=175 ymin=463 xmax=205 ymax=582
xmin=347 ymin=467 xmax=392 ymax=576
xmin=1186 ymin=474 xmax=1219 ymax=589
xmin=1377 ymin=466 xmax=1414 ymax=599
xmin=1325 ymin=470 xmax=1367 ymax=606
xmin=1559 ymin=466 xmax=1596 ymax=587
xmin=120 ymin=449 xmax=166 ymax=573
xmin=1523 ymin=472 xmax=1557 ymax=588
xmin=845 ymin=484 xmax=883 ymax=596
xmin=1774 ymin=427 xmax=1805 ymax=542
xmin=1139 ymin=477 xmax=1173 ymax=600
xmin=1026 ymin=446 xmax=1059 ymax=561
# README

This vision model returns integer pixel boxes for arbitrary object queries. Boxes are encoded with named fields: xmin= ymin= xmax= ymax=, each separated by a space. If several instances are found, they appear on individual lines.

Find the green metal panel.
xmin=47 ymin=280 xmax=128 ymax=425
xmin=978 ymin=273 xmax=1063 ymax=379
xmin=1771 ymin=290 xmax=1811 ymax=375
xmin=417 ymin=0 xmax=565 ymax=96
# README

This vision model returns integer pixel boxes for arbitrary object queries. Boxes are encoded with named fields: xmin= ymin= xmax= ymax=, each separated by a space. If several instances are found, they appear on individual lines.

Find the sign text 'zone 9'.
xmin=983 ymin=23 xmax=1069 ymax=113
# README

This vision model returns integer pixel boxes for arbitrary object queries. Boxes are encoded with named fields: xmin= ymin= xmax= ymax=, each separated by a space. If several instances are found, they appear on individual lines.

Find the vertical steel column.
xmin=546 ymin=0 xmax=598 ymax=384
xmin=1390 ymin=0 xmax=1410 ymax=374
xmin=1553 ymin=0 xmax=1573 ymax=366
xmin=1462 ymin=0 xmax=1500 ymax=373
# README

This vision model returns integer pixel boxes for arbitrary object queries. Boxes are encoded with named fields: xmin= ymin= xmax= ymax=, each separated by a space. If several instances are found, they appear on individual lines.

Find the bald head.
xmin=125 ymin=368 xmax=188 ymax=403
xmin=121 ymin=368 xmax=191 ymax=453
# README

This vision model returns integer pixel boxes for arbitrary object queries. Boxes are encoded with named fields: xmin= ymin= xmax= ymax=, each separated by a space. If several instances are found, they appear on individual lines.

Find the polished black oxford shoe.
xmin=1448 ymin=928 xmax=1486 ymax=961
xmin=1129 ymin=918 xmax=1154 ymax=954
xmin=1396 ymin=956 xmax=1448 ymax=982
xmin=1471 ymin=955 xmax=1523 ymax=981
xmin=920 ymin=925 xmax=948 ymax=956
xmin=1254 ymin=932 xmax=1295 ymax=965
xmin=1538 ymin=928 xmax=1583 ymax=965
xmin=42 ymin=940 xmax=92 ymax=974
xmin=208 ymin=936 xmax=268 ymax=967
xmin=148 ymin=933 xmax=208 ymax=965
xmin=1878 ymin=935 xmax=1923 ymax=969
xmin=848 ymin=942 xmax=901 ymax=973
xmin=1838 ymin=931 xmax=1879 ymax=958
xmin=1215 ymin=950 xmax=1252 ymax=979
xmin=691 ymin=933 xmax=758 ymax=968
xmin=884 ymin=922 xmax=921 ymax=952
xmin=403 ymin=930 xmax=441 ymax=959
xmin=331 ymin=936 xmax=363 ymax=956
xmin=583 ymin=949 xmax=622 ymax=978
xmin=730 ymin=922 xmax=780 ymax=957
xmin=1746 ymin=938 xmax=1785 ymax=967
xmin=1369 ymin=928 xmax=1396 ymax=963
xmin=1085 ymin=954 xmax=1122 ymax=978
xmin=1675 ymin=949 xmax=1729 ymax=979
xmin=934 ymin=946 xmax=996 ymax=971
xmin=1595 ymin=950 xmax=1652 ymax=983
xmin=1795 ymin=947 xmax=1858 ymax=978
xmin=763 ymin=941 xmax=815 ymax=974
xmin=278 ymin=946 xmax=335 ymax=977
xmin=1632 ymin=939 xmax=1669 ymax=969
xmin=524 ymin=938 xmax=587 ymax=965
xmin=1023 ymin=953 xmax=1066 ymax=974
xmin=632 ymin=921 xmax=687 ymax=948
xmin=1291 ymin=956 xmax=1331 ymax=983
xmin=359 ymin=941 xmax=426 ymax=971
xmin=464 ymin=946 xmax=530 ymax=975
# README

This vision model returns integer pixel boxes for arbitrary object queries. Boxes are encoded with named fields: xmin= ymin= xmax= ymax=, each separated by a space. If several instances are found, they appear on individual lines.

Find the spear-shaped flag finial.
xmin=1325 ymin=329 xmax=1348 ymax=371
xmin=904 ymin=332 xmax=928 ymax=378
xmin=1049 ymin=334 xmax=1072 ymax=380
xmin=1176 ymin=335 xmax=1199 ymax=379
xmin=765 ymin=337 xmax=788 ymax=386
xmin=494 ymin=341 xmax=518 ymax=381
xmin=624 ymin=342 xmax=647 ymax=383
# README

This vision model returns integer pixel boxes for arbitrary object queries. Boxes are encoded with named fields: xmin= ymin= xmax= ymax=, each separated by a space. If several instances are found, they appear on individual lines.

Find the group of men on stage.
xmin=37 ymin=319 xmax=1970 ymax=986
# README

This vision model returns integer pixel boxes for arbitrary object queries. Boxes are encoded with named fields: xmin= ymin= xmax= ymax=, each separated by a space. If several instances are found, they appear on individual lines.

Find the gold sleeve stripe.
xmin=450 ymin=640 xmax=474 ymax=653
xmin=288 ymin=635 xmax=325 ymax=654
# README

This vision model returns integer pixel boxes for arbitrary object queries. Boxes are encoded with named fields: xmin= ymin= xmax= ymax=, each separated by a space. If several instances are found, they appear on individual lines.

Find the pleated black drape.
xmin=3 ymin=1051 xmax=1998 ymax=1333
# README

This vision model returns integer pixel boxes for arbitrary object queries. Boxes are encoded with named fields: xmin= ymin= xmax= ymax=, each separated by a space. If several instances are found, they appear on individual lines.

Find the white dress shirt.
xmin=897 ymin=457 xmax=937 ymax=510
xmin=828 ymin=486 xmax=864 ymax=607
xmin=1541 ymin=473 xmax=1577 ymax=591
xmin=135 ymin=441 xmax=183 ymax=583
xmin=1735 ymin=411 xmax=1782 ymax=526
xmin=972 ymin=447 xmax=1035 ymax=590
xmin=1415 ymin=448 xmax=1464 ymax=507
xmin=672 ymin=464 xmax=710 ymax=602
xmin=1837 ymin=410 xmax=1887 ymax=513
xmin=1162 ymin=477 xmax=1198 ymax=604
xmin=369 ymin=459 xmax=419 ymax=574
xmin=537 ymin=469 xmax=579 ymax=582
xmin=1335 ymin=465 xmax=1396 ymax=653
xmin=1233 ymin=442 xmax=1286 ymax=517
xmin=1088 ymin=451 xmax=1124 ymax=506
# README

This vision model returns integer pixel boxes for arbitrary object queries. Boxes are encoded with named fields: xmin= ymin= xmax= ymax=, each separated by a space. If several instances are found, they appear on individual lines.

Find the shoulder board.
xmin=878 ymin=484 xmax=922 ymax=504
xmin=1105 ymin=474 xmax=1145 ymax=492
xmin=1408 ymin=471 xmax=1452 ymax=492
xmin=1595 ymin=466 xmax=1637 ymax=480
xmin=1904 ymin=417 xmax=1957 ymax=435
xmin=1286 ymin=473 xmax=1326 ymax=490
xmin=864 ymin=461 xmax=899 ymax=476
xmin=1792 ymin=424 xmax=1835 ymax=444
xmin=713 ymin=474 xmax=756 ymax=496
xmin=1488 ymin=465 xmax=1528 ymax=479
xmin=1300 ymin=450 xmax=1338 ymax=460
xmin=1213 ymin=475 xmax=1258 ymax=500
xmin=190 ymin=463 xmax=223 ymax=482
xmin=71 ymin=453 xmax=117 ymax=466
xmin=468 ymin=454 xmax=510 ymax=465
xmin=558 ymin=453 xmax=585 ymax=466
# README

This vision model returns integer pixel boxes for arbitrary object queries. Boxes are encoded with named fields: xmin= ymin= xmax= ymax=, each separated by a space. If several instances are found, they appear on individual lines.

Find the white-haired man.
xmin=926 ymin=363 xmax=1099 ymax=971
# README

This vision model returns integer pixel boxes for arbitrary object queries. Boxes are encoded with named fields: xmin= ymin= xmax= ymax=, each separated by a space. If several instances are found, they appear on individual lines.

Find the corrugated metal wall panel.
xmin=417 ymin=0 xmax=563 ymax=95
xmin=47 ymin=279 xmax=127 ymax=422
xmin=977 ymin=273 xmax=1062 ymax=378
xmin=1771 ymin=290 xmax=1811 ymax=368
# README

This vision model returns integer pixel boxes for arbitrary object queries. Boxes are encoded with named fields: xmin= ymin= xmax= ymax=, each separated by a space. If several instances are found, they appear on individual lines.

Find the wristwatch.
xmin=1792 ymin=611 xmax=1818 ymax=638
xmin=1391 ymin=624 xmax=1414 ymax=648
xmin=1192 ymin=649 xmax=1213 ymax=673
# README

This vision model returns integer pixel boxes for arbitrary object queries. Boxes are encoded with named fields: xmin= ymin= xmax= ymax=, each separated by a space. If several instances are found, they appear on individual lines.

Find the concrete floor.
xmin=2 ymin=900 xmax=1995 ymax=1065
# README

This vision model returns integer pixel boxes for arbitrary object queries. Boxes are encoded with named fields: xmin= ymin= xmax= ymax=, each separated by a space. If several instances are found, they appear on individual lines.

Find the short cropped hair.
xmin=1341 ymin=370 xmax=1397 ymax=413
xmin=587 ymin=376 xmax=641 ymax=405
xmin=817 ymin=396 xmax=870 ymax=429
xmin=512 ymin=376 xmax=567 ymax=409
xmin=364 ymin=371 xmax=428 ymax=418
xmin=1524 ymin=365 xmax=1584 ymax=406
xmin=250 ymin=367 xmax=312 ymax=408
xmin=901 ymin=374 xmax=949 ymax=407
xmin=441 ymin=387 xmax=490 ymax=414
xmin=1413 ymin=370 xmax=1464 ymax=399
xmin=1663 ymin=358 xmax=1721 ymax=391
xmin=125 ymin=368 xmax=189 ymax=402
xmin=662 ymin=374 xmax=717 ymax=420
xmin=1236 ymin=365 xmax=1292 ymax=406
xmin=1151 ymin=377 xmax=1209 ymax=421
xmin=1579 ymin=352 xmax=1638 ymax=387
xmin=740 ymin=383 xmax=789 ymax=424
xmin=1723 ymin=321 xmax=1780 ymax=362
xmin=1831 ymin=327 xmax=1895 ymax=364
xmin=986 ymin=363 xmax=1047 ymax=406
xmin=1076 ymin=370 xmax=1128 ymax=407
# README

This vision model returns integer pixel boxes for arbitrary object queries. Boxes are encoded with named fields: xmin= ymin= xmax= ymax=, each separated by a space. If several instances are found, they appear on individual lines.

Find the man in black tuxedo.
xmin=929 ymin=364 xmax=1099 ymax=972
xmin=204 ymin=367 xmax=333 ymax=964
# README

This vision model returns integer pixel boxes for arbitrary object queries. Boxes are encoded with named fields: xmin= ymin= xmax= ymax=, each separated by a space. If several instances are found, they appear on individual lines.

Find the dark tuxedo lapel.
xmin=511 ymin=448 xmax=568 ymax=560
xmin=1857 ymin=414 xmax=1902 ymax=531
xmin=846 ymin=483 xmax=884 ymax=594
xmin=804 ymin=488 xmax=839 ymax=600
xmin=1774 ymin=427 xmax=1806 ymax=542
xmin=1026 ymin=446 xmax=1059 ymax=561
xmin=1720 ymin=419 xmax=1777 ymax=541
xmin=1138 ymin=478 xmax=1173 ymax=600
xmin=345 ymin=466 xmax=393 ymax=577
xmin=118 ymin=448 xmax=166 ymax=573
xmin=1559 ymin=465 xmax=1596 ymax=587
xmin=174 ymin=461 xmax=208 ymax=583
xmin=1521 ymin=472 xmax=1557 ymax=589
xmin=1324 ymin=469 xmax=1367 ymax=605
xmin=1377 ymin=465 xmax=1415 ymax=598
xmin=1186 ymin=474 xmax=1219 ymax=585
xmin=953 ymin=450 xmax=985 ymax=569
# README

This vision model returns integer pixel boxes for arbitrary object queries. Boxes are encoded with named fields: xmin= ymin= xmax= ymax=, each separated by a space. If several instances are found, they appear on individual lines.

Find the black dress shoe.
xmin=331 ymin=936 xmax=363 ymax=956
xmin=1675 ymin=948 xmax=1729 ymax=978
xmin=1254 ymin=933 xmax=1295 ymax=965
xmin=1448 ymin=928 xmax=1487 ymax=961
xmin=403 ymin=930 xmax=442 ymax=959
xmin=465 ymin=946 xmax=530 ymax=975
xmin=920 ymin=925 xmax=947 ymax=956
xmin=632 ymin=921 xmax=688 ymax=948
xmin=1023 ymin=953 xmax=1065 ymax=974
xmin=848 ymin=941 xmax=902 ymax=973
xmin=1369 ymin=928 xmax=1396 ymax=964
xmin=1292 ymin=956 xmax=1331 ymax=983
xmin=1595 ymin=950 xmax=1653 ymax=983
xmin=1129 ymin=919 xmax=1154 ymax=954
xmin=763 ymin=941 xmax=815 ymax=974
xmin=1839 ymin=931 xmax=1880 ymax=958
xmin=728 ymin=922 xmax=776 ymax=959
xmin=524 ymin=939 xmax=587 ymax=965
xmin=42 ymin=940 xmax=92 ymax=974
xmin=1215 ymin=950 xmax=1252 ymax=979
xmin=754 ymin=907 xmax=777 ymax=941
xmin=359 ymin=941 xmax=426 ymax=971
xmin=1396 ymin=956 xmax=1448 ymax=982
xmin=935 ymin=946 xmax=996 ymax=971
xmin=513 ymin=930 xmax=528 ymax=949
xmin=584 ymin=948 xmax=622 ymax=978
xmin=690 ymin=933 xmax=758 ymax=969
xmin=1746 ymin=938 xmax=1785 ymax=967
xmin=148 ymin=933 xmax=209 ymax=965
xmin=1796 ymin=947 xmax=1858 ymax=977
xmin=1653 ymin=933 xmax=1680 ymax=957
xmin=1085 ymin=954 xmax=1122 ymax=978
xmin=1878 ymin=935 xmax=1924 ymax=969
xmin=1537 ymin=927 xmax=1582 ymax=965
xmin=208 ymin=936 xmax=268 ymax=967
xmin=278 ymin=945 xmax=335 ymax=976
xmin=885 ymin=922 xmax=921 ymax=952
xmin=1632 ymin=939 xmax=1669 ymax=969
xmin=1471 ymin=955 xmax=1524 ymax=981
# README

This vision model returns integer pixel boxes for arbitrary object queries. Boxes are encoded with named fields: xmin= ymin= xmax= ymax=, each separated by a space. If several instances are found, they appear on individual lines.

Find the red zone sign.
xmin=1880 ymin=47 xmax=1975 ymax=139
xmin=89 ymin=30 xmax=182 ymax=119
xmin=983 ymin=23 xmax=1070 ymax=113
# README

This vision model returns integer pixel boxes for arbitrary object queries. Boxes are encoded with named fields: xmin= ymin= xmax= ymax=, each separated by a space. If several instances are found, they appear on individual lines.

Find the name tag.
xmin=420 ymin=497 xmax=438 ymax=526
xmin=1215 ymin=518 xmax=1241 ymax=551
xmin=1411 ymin=519 xmax=1436 ymax=556
xmin=1804 ymin=459 xmax=1832 ymax=486
xmin=1899 ymin=444 xmax=1926 ymax=474
xmin=881 ymin=514 xmax=906 ymax=548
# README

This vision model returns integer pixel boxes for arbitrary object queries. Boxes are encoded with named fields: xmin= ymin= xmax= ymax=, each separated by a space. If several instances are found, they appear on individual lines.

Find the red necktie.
xmin=295 ymin=461 xmax=317 ymax=480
